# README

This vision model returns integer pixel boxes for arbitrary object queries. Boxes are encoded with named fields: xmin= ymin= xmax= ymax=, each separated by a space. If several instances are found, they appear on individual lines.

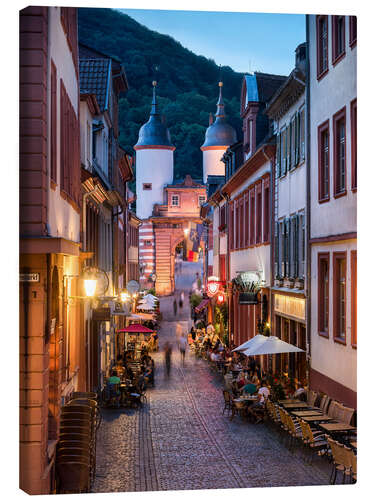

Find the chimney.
xmin=209 ymin=113 xmax=214 ymax=126
xmin=295 ymin=43 xmax=307 ymax=73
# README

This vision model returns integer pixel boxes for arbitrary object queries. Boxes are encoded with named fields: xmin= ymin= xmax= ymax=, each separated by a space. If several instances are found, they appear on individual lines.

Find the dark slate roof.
xmin=201 ymin=83 xmax=237 ymax=148
xmin=166 ymin=175 xmax=205 ymax=188
xmin=79 ymin=59 xmax=111 ymax=112
xmin=254 ymin=72 xmax=288 ymax=103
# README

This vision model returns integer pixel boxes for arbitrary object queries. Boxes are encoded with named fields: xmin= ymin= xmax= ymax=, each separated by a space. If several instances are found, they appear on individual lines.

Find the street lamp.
xmin=120 ymin=290 xmax=130 ymax=303
xmin=83 ymin=269 xmax=98 ymax=297
xmin=184 ymin=228 xmax=189 ymax=237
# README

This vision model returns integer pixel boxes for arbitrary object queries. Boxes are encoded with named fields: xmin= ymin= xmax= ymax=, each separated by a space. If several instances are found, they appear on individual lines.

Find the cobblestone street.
xmin=92 ymin=262 xmax=331 ymax=493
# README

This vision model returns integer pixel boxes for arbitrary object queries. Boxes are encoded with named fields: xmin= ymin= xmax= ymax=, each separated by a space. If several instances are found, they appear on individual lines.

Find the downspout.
xmin=222 ymin=191 xmax=231 ymax=344
xmin=262 ymin=146 xmax=274 ymax=333
xmin=306 ymin=15 xmax=312 ymax=386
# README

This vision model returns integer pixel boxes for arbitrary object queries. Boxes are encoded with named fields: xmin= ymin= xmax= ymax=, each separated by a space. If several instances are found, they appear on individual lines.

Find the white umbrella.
xmin=143 ymin=294 xmax=158 ymax=302
xmin=137 ymin=303 xmax=155 ymax=311
xmin=232 ymin=334 xmax=267 ymax=352
xmin=243 ymin=336 xmax=304 ymax=356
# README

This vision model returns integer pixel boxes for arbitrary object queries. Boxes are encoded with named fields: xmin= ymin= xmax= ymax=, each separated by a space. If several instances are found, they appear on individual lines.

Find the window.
xmin=171 ymin=194 xmax=180 ymax=206
xmin=290 ymin=116 xmax=296 ymax=169
xmin=143 ymin=183 xmax=152 ymax=190
xmin=333 ymin=252 xmax=347 ymax=342
xmin=282 ymin=219 xmax=290 ymax=277
xmin=349 ymin=16 xmax=357 ymax=47
xmin=219 ymin=205 xmax=226 ymax=229
xmin=316 ymin=15 xmax=329 ymax=78
xmin=60 ymin=79 xmax=80 ymax=205
xmin=250 ymin=189 xmax=255 ymax=245
xmin=198 ymin=195 xmax=206 ymax=206
xmin=333 ymin=107 xmax=346 ymax=196
xmin=274 ymin=222 xmax=280 ymax=277
xmin=219 ymin=254 xmax=226 ymax=282
xmin=318 ymin=253 xmax=330 ymax=336
xmin=351 ymin=250 xmax=357 ymax=347
xmin=332 ymin=15 xmax=346 ymax=64
xmin=245 ymin=191 xmax=249 ymax=245
xmin=240 ymin=196 xmax=245 ymax=248
xmin=263 ymin=183 xmax=270 ymax=243
xmin=286 ymin=123 xmax=291 ymax=171
xmin=229 ymin=203 xmax=234 ymax=250
xmin=256 ymin=186 xmax=262 ymax=244
xmin=318 ymin=120 xmax=330 ymax=201
xmin=235 ymin=200 xmax=240 ymax=249
xmin=50 ymin=60 xmax=57 ymax=183
xmin=351 ymin=99 xmax=357 ymax=190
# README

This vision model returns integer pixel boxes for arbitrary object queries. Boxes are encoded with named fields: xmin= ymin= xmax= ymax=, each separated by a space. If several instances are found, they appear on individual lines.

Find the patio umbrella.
xmin=137 ymin=303 xmax=155 ymax=311
xmin=232 ymin=334 xmax=268 ymax=352
xmin=117 ymin=324 xmax=154 ymax=334
xmin=243 ymin=336 xmax=304 ymax=356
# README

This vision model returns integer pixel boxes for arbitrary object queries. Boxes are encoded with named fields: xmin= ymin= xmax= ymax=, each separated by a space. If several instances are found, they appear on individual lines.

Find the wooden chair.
xmin=222 ymin=390 xmax=233 ymax=416
xmin=327 ymin=437 xmax=352 ymax=484
xmin=299 ymin=419 xmax=328 ymax=463
xmin=350 ymin=448 xmax=357 ymax=483
xmin=307 ymin=390 xmax=318 ymax=407
xmin=230 ymin=400 xmax=247 ymax=421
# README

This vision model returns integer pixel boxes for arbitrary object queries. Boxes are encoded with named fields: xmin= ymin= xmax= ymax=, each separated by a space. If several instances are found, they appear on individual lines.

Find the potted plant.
xmin=284 ymin=276 xmax=295 ymax=288
xmin=275 ymin=275 xmax=283 ymax=287
xmin=295 ymin=277 xmax=304 ymax=290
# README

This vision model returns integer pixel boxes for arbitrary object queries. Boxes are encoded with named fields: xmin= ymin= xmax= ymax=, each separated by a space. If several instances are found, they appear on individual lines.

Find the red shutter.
xmin=245 ymin=190 xmax=249 ymax=246
xmin=50 ymin=60 xmax=57 ymax=183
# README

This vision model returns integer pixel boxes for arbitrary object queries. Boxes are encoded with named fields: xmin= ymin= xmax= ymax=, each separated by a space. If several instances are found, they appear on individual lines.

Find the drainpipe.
xmin=262 ymin=146 xmax=274 ymax=334
xmin=306 ymin=15 xmax=312 ymax=386
xmin=222 ymin=191 xmax=231 ymax=344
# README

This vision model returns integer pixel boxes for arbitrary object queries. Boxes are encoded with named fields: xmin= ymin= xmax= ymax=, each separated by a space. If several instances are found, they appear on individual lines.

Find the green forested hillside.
xmin=78 ymin=8 xmax=244 ymax=181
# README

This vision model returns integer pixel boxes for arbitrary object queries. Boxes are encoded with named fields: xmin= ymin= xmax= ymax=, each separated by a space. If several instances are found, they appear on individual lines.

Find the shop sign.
xmin=92 ymin=307 xmax=111 ymax=321
xmin=274 ymin=294 xmax=305 ymax=321
xmin=20 ymin=273 xmax=39 ymax=282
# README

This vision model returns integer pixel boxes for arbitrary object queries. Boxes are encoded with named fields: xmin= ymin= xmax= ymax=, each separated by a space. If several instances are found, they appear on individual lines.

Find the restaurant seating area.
xmin=190 ymin=328 xmax=357 ymax=484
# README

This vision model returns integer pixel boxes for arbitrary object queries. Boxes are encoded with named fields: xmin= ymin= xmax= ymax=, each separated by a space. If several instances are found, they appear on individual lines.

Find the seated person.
xmin=293 ymin=382 xmax=306 ymax=401
xmin=107 ymin=370 xmax=121 ymax=405
xmin=236 ymin=371 xmax=246 ymax=389
xmin=251 ymin=374 xmax=260 ymax=386
xmin=143 ymin=365 xmax=154 ymax=386
xmin=115 ymin=356 xmax=125 ymax=378
xmin=240 ymin=379 xmax=258 ymax=395
xmin=258 ymin=380 xmax=271 ymax=403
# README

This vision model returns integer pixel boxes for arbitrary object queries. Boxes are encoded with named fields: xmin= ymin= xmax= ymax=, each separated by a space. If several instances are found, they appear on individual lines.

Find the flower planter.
xmin=284 ymin=279 xmax=295 ymax=289
xmin=295 ymin=280 xmax=304 ymax=290
xmin=275 ymin=279 xmax=283 ymax=287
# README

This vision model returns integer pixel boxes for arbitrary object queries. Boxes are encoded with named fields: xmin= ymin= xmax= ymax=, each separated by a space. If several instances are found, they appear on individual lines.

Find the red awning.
xmin=117 ymin=324 xmax=154 ymax=334
xmin=195 ymin=298 xmax=210 ymax=313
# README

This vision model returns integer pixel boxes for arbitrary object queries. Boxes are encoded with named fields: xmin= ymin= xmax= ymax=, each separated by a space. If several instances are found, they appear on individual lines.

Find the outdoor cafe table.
xmin=318 ymin=422 xmax=356 ymax=433
xmin=302 ymin=415 xmax=334 ymax=422
xmin=282 ymin=402 xmax=309 ymax=409
xmin=279 ymin=399 xmax=300 ymax=404
xmin=291 ymin=410 xmax=323 ymax=417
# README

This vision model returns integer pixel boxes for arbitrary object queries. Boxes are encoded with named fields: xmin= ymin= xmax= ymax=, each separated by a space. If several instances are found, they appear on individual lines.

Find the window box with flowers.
xmin=295 ymin=278 xmax=304 ymax=290
xmin=275 ymin=275 xmax=283 ymax=287
xmin=284 ymin=277 xmax=295 ymax=289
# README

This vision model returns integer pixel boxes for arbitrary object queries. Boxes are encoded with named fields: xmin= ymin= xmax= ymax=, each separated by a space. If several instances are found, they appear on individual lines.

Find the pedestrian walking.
xmin=164 ymin=342 xmax=172 ymax=378
xmin=178 ymin=333 xmax=188 ymax=366
xmin=179 ymin=291 xmax=184 ymax=309
xmin=173 ymin=299 xmax=177 ymax=316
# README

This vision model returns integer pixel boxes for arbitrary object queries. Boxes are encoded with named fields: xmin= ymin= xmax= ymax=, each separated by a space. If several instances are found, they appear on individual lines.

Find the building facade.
xmin=266 ymin=43 xmax=308 ymax=383
xmin=19 ymin=6 xmax=82 ymax=494
xmin=307 ymin=15 xmax=357 ymax=407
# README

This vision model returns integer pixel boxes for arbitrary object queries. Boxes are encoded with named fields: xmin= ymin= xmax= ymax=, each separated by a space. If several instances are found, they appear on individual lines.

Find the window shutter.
xmin=279 ymin=221 xmax=284 ymax=277
xmin=276 ymin=133 xmax=281 ymax=178
xmin=291 ymin=116 xmax=296 ymax=168
xmin=290 ymin=217 xmax=295 ymax=278
xmin=299 ymin=213 xmax=305 ymax=277
xmin=295 ymin=215 xmax=299 ymax=278
xmin=296 ymin=112 xmax=300 ymax=165
xmin=300 ymin=107 xmax=305 ymax=160
xmin=275 ymin=222 xmax=279 ymax=277
xmin=287 ymin=123 xmax=292 ymax=170
xmin=286 ymin=218 xmax=291 ymax=277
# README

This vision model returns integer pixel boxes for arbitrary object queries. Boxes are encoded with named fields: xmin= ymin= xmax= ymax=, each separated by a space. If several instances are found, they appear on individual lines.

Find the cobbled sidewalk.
xmin=91 ymin=261 xmax=331 ymax=493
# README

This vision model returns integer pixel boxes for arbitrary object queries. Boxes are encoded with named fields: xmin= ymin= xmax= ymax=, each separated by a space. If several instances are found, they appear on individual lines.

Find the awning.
xmin=117 ymin=324 xmax=154 ymax=334
xmin=195 ymin=298 xmax=210 ymax=313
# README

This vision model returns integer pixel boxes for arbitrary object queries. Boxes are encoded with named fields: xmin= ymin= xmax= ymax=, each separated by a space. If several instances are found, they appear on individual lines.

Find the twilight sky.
xmin=118 ymin=8 xmax=305 ymax=76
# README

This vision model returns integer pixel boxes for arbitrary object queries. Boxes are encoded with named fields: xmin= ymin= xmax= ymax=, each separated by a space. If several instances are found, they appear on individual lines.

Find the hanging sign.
xmin=207 ymin=276 xmax=221 ymax=297
xmin=20 ymin=273 xmax=40 ymax=282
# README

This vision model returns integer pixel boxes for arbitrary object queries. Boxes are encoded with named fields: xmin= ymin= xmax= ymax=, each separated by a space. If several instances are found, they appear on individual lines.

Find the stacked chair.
xmin=55 ymin=392 xmax=100 ymax=493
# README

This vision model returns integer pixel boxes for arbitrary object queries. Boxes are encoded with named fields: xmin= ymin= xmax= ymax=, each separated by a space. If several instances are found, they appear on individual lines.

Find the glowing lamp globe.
xmin=217 ymin=292 xmax=225 ymax=304
xmin=84 ymin=278 xmax=97 ymax=297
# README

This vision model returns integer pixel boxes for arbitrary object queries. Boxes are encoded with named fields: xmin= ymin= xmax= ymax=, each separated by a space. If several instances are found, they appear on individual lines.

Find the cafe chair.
xmin=299 ymin=419 xmax=328 ymax=464
xmin=222 ymin=390 xmax=233 ymax=416
xmin=327 ymin=437 xmax=352 ymax=484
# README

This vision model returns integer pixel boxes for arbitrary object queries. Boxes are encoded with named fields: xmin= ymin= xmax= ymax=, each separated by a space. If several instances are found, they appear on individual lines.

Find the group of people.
xmin=104 ymin=351 xmax=155 ymax=407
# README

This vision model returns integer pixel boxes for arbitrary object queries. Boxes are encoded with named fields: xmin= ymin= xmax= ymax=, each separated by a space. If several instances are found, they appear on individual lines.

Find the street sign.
xmin=127 ymin=280 xmax=140 ymax=294
xmin=20 ymin=273 xmax=40 ymax=282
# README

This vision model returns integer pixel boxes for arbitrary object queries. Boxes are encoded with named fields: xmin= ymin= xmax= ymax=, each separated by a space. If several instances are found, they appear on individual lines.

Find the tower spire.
xmin=215 ymin=81 xmax=225 ymax=118
xmin=151 ymin=80 xmax=158 ymax=115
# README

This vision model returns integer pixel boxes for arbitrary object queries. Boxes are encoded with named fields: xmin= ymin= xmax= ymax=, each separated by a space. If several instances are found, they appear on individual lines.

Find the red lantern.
xmin=217 ymin=292 xmax=225 ymax=304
